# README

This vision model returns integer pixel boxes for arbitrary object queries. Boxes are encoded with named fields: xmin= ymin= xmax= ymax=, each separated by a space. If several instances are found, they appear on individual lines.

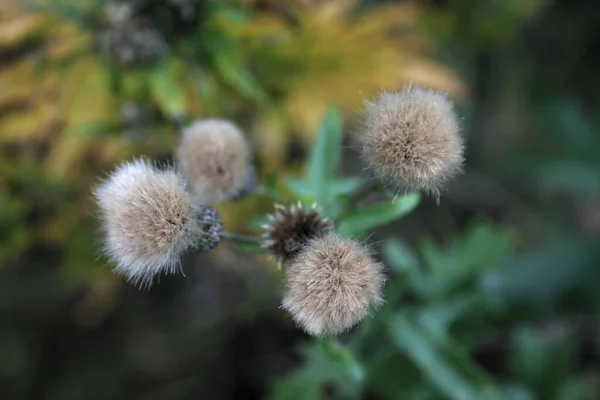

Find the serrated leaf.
xmin=337 ymin=193 xmax=420 ymax=237
xmin=304 ymin=107 xmax=343 ymax=216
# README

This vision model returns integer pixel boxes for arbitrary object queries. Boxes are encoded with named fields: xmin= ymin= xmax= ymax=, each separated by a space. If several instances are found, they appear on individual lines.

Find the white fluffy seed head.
xmin=282 ymin=234 xmax=385 ymax=336
xmin=176 ymin=119 xmax=255 ymax=204
xmin=93 ymin=159 xmax=203 ymax=288
xmin=359 ymin=86 xmax=464 ymax=198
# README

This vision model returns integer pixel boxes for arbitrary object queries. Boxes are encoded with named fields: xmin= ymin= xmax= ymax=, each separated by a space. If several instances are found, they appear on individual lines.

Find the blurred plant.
xmin=270 ymin=223 xmax=599 ymax=400
xmin=92 ymin=85 xmax=464 ymax=336
xmin=0 ymin=0 xmax=461 ymax=274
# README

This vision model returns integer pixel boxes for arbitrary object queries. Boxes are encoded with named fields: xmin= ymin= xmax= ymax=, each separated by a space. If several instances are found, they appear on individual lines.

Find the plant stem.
xmin=220 ymin=232 xmax=262 ymax=245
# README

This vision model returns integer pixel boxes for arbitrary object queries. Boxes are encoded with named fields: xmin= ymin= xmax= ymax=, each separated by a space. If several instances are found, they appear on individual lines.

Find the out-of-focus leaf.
xmin=532 ymin=162 xmax=600 ymax=196
xmin=67 ymin=121 xmax=122 ymax=138
xmin=419 ymin=223 xmax=516 ymax=297
xmin=269 ymin=338 xmax=364 ymax=400
xmin=304 ymin=107 xmax=343 ymax=216
xmin=285 ymin=178 xmax=310 ymax=198
xmin=382 ymin=238 xmax=420 ymax=275
xmin=150 ymin=62 xmax=187 ymax=119
xmin=337 ymin=193 xmax=420 ymax=237
xmin=191 ymin=66 xmax=219 ymax=113
xmin=213 ymin=52 xmax=266 ymax=103
xmin=417 ymin=296 xmax=479 ymax=342
xmin=480 ymin=236 xmax=591 ymax=304
xmin=389 ymin=314 xmax=503 ymax=400
xmin=502 ymin=384 xmax=535 ymax=400
xmin=332 ymin=177 xmax=364 ymax=197
xmin=509 ymin=326 xmax=578 ymax=397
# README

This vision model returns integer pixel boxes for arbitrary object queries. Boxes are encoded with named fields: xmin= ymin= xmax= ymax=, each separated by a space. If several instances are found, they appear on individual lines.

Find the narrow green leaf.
xmin=192 ymin=67 xmax=219 ymax=112
xmin=150 ymin=63 xmax=186 ymax=118
xmin=305 ymin=107 xmax=343 ymax=215
xmin=389 ymin=315 xmax=501 ymax=400
xmin=213 ymin=52 xmax=266 ymax=103
xmin=332 ymin=177 xmax=364 ymax=197
xmin=337 ymin=193 xmax=420 ymax=237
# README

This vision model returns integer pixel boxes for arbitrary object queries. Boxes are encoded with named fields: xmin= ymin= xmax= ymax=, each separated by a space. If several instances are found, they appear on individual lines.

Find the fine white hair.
xmin=93 ymin=159 xmax=201 ymax=288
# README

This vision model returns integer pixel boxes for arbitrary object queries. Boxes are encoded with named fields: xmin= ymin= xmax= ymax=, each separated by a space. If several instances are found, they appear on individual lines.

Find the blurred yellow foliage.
xmin=242 ymin=0 xmax=463 ymax=167
xmin=0 ymin=0 xmax=462 ymax=275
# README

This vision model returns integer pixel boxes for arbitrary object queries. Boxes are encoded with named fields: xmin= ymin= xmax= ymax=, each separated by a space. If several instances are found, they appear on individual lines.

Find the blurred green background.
xmin=0 ymin=0 xmax=599 ymax=399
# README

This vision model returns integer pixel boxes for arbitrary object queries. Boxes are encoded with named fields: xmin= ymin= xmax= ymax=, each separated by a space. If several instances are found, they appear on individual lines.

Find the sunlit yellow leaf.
xmin=0 ymin=12 xmax=52 ymax=48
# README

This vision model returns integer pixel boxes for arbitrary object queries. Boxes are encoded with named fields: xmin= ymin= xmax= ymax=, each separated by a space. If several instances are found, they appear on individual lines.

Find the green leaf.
xmin=389 ymin=314 xmax=503 ymax=400
xmin=419 ymin=223 xmax=516 ymax=297
xmin=382 ymin=238 xmax=420 ymax=274
xmin=269 ymin=338 xmax=364 ymax=400
xmin=191 ymin=66 xmax=220 ymax=113
xmin=150 ymin=63 xmax=186 ymax=118
xmin=382 ymin=238 xmax=428 ymax=298
xmin=417 ymin=296 xmax=479 ymax=342
xmin=331 ymin=177 xmax=364 ymax=197
xmin=67 ymin=121 xmax=122 ymax=138
xmin=305 ymin=108 xmax=343 ymax=216
xmin=213 ymin=52 xmax=266 ymax=103
xmin=285 ymin=178 xmax=310 ymax=198
xmin=429 ymin=328 xmax=504 ymax=400
xmin=255 ymin=173 xmax=285 ymax=202
xmin=337 ymin=193 xmax=420 ymax=237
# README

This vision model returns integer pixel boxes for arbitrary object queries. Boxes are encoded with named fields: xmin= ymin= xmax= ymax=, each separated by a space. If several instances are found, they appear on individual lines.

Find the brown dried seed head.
xmin=360 ymin=86 xmax=464 ymax=197
xmin=282 ymin=234 xmax=385 ymax=336
xmin=261 ymin=202 xmax=333 ymax=267
xmin=176 ymin=119 xmax=254 ymax=204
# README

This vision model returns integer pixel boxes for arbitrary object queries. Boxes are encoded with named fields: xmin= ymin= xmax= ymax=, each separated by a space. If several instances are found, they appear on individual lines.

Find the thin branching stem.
xmin=220 ymin=232 xmax=262 ymax=245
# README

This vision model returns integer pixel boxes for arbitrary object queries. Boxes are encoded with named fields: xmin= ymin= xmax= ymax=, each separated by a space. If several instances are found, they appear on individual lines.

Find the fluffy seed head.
xmin=176 ymin=119 xmax=255 ymax=204
xmin=261 ymin=202 xmax=333 ymax=267
xmin=93 ymin=159 xmax=221 ymax=288
xmin=360 ymin=86 xmax=464 ymax=197
xmin=282 ymin=234 xmax=385 ymax=336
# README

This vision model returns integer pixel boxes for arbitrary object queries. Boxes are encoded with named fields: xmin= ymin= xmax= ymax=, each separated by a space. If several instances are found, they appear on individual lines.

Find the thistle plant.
xmin=93 ymin=85 xmax=464 ymax=336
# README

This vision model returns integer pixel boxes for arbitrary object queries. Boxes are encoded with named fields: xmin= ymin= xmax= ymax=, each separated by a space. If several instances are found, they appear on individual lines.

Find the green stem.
xmin=220 ymin=232 xmax=262 ymax=245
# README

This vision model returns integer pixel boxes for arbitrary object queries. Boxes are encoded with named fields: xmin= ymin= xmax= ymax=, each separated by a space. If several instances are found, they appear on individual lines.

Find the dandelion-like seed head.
xmin=176 ymin=119 xmax=255 ymax=204
xmin=282 ymin=234 xmax=385 ymax=336
xmin=93 ymin=159 xmax=221 ymax=288
xmin=261 ymin=202 xmax=333 ymax=267
xmin=360 ymin=86 xmax=464 ymax=198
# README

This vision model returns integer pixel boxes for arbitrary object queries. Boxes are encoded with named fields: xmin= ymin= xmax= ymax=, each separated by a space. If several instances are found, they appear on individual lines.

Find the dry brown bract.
xmin=282 ymin=234 xmax=385 ymax=336
xmin=261 ymin=202 xmax=333 ymax=267
xmin=360 ymin=86 xmax=464 ymax=197
xmin=93 ymin=159 xmax=202 ymax=288
xmin=176 ymin=119 xmax=254 ymax=204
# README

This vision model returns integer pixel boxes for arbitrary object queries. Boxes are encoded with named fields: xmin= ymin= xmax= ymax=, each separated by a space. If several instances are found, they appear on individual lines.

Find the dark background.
xmin=1 ymin=0 xmax=599 ymax=399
